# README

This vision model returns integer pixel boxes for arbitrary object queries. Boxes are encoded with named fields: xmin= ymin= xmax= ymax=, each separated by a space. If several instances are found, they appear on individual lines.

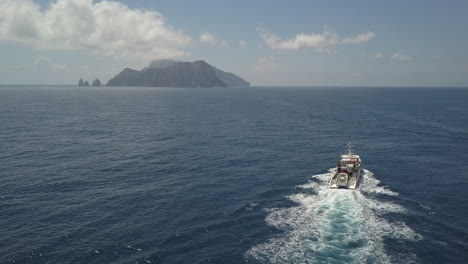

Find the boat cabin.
xmin=337 ymin=155 xmax=361 ymax=174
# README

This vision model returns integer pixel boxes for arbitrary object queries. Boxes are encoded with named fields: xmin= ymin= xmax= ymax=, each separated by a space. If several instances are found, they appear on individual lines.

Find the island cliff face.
xmin=106 ymin=60 xmax=249 ymax=87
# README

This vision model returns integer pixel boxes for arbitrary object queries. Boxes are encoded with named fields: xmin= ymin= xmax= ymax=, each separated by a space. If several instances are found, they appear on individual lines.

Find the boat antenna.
xmin=347 ymin=143 xmax=354 ymax=155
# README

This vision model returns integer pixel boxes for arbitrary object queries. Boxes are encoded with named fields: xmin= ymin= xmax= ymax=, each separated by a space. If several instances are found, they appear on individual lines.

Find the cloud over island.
xmin=0 ymin=0 xmax=192 ymax=60
xmin=259 ymin=25 xmax=376 ymax=52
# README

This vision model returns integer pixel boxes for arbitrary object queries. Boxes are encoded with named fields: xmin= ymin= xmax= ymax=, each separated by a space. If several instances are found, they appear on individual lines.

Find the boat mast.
xmin=346 ymin=143 xmax=354 ymax=155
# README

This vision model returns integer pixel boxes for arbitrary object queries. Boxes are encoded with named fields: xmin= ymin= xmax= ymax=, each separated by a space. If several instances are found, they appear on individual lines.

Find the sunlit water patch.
xmin=247 ymin=169 xmax=422 ymax=264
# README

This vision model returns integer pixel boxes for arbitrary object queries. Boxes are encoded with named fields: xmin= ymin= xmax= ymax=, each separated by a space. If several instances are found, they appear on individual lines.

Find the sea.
xmin=0 ymin=86 xmax=467 ymax=264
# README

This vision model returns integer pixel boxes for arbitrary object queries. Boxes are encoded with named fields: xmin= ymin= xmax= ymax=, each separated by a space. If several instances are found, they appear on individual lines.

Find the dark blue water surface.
xmin=1 ymin=86 xmax=467 ymax=264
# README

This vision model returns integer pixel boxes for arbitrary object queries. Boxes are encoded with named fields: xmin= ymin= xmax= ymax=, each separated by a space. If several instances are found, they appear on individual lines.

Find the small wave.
xmin=247 ymin=169 xmax=422 ymax=264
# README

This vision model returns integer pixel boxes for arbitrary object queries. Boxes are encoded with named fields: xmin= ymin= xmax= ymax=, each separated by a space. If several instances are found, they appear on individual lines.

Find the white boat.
xmin=329 ymin=144 xmax=362 ymax=189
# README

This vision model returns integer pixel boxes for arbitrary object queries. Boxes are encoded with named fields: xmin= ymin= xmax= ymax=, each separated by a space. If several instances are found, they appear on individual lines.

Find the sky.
xmin=0 ymin=0 xmax=467 ymax=86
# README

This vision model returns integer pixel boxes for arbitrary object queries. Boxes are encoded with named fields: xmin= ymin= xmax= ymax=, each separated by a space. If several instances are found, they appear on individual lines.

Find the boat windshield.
xmin=340 ymin=159 xmax=356 ymax=165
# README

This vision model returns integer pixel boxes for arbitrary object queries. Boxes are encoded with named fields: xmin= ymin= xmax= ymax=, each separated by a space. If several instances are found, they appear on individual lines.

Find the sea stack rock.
xmin=92 ymin=79 xmax=101 ymax=86
xmin=78 ymin=78 xmax=84 ymax=86
xmin=83 ymin=80 xmax=90 ymax=86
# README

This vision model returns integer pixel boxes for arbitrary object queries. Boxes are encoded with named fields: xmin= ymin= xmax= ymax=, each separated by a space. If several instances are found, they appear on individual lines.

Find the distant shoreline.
xmin=0 ymin=85 xmax=467 ymax=89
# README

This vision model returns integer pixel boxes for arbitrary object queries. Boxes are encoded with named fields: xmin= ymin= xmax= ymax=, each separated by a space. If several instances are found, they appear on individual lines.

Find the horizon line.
xmin=1 ymin=84 xmax=468 ymax=88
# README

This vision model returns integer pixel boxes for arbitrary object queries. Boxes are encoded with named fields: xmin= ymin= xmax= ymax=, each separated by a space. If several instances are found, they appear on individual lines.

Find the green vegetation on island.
xmin=106 ymin=60 xmax=250 ymax=87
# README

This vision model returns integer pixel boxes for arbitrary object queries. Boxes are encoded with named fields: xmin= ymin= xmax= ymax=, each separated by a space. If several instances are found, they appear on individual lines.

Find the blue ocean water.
xmin=0 ymin=86 xmax=467 ymax=264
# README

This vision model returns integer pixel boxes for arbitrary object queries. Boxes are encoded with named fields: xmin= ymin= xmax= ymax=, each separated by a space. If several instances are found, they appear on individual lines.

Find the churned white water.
xmin=248 ymin=169 xmax=422 ymax=264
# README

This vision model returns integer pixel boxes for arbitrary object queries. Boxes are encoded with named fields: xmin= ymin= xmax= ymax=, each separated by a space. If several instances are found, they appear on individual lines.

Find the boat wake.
xmin=247 ymin=169 xmax=422 ymax=264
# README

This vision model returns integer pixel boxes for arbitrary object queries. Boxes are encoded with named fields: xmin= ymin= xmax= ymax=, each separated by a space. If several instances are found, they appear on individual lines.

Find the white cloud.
xmin=259 ymin=25 xmax=339 ymax=52
xmin=391 ymin=52 xmax=412 ymax=61
xmin=371 ymin=52 xmax=384 ymax=59
xmin=0 ymin=0 xmax=192 ymax=60
xmin=220 ymin=40 xmax=230 ymax=48
xmin=253 ymin=56 xmax=277 ymax=72
xmin=199 ymin=32 xmax=230 ymax=47
xmin=259 ymin=25 xmax=376 ymax=52
xmin=239 ymin=40 xmax=247 ymax=47
xmin=199 ymin=32 xmax=217 ymax=44
xmin=342 ymin=31 xmax=376 ymax=44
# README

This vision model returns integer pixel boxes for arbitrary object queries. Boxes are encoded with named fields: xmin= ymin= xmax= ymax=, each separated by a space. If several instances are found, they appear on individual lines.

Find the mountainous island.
xmin=106 ymin=60 xmax=250 ymax=87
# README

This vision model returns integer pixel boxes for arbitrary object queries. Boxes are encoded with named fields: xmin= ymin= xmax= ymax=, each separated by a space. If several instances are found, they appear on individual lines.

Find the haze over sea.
xmin=1 ymin=86 xmax=467 ymax=264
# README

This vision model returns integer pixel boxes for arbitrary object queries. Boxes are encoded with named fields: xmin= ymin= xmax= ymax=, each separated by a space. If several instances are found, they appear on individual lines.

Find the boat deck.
xmin=329 ymin=169 xmax=360 ymax=189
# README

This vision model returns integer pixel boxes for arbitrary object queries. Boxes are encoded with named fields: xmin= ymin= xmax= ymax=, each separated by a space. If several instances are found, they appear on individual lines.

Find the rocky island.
xmin=106 ymin=60 xmax=250 ymax=87
xmin=78 ymin=79 xmax=90 ymax=86
xmin=78 ymin=78 xmax=101 ymax=86
xmin=92 ymin=79 xmax=101 ymax=86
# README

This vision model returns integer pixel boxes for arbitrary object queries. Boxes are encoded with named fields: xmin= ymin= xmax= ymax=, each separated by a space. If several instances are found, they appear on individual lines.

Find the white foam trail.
xmin=247 ymin=169 xmax=422 ymax=264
